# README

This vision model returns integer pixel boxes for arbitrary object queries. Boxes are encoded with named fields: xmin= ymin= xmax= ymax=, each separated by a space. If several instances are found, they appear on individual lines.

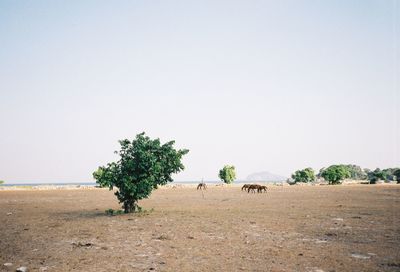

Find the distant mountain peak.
xmin=246 ymin=171 xmax=287 ymax=182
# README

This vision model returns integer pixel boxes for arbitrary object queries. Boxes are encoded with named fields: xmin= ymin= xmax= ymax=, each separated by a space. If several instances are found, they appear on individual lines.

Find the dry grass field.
xmin=0 ymin=184 xmax=399 ymax=272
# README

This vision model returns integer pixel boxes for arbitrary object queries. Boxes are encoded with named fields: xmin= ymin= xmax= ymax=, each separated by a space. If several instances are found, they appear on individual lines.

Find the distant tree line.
xmin=291 ymin=165 xmax=400 ymax=185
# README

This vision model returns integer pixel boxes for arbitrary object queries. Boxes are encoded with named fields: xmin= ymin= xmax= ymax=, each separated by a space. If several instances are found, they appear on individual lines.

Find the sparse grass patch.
xmin=105 ymin=209 xmax=124 ymax=216
xmin=105 ymin=207 xmax=154 ymax=216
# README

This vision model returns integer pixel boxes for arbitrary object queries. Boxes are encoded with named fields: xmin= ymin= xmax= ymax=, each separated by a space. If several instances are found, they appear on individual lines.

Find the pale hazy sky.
xmin=0 ymin=0 xmax=399 ymax=183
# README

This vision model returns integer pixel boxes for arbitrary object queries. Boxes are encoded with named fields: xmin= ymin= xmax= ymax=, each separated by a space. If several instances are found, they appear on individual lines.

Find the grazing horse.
xmin=241 ymin=184 xmax=251 ymax=191
xmin=257 ymin=185 xmax=267 ymax=193
xmin=247 ymin=184 xmax=260 ymax=193
xmin=197 ymin=182 xmax=207 ymax=190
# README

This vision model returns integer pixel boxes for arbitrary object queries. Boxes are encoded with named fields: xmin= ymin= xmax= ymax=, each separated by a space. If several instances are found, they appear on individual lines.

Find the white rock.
xmin=351 ymin=253 xmax=370 ymax=259
xmin=16 ymin=266 xmax=28 ymax=272
xmin=3 ymin=263 xmax=12 ymax=267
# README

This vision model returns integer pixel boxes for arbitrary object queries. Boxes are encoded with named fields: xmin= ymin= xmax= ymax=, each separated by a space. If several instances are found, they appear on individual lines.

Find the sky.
xmin=0 ymin=0 xmax=399 ymax=183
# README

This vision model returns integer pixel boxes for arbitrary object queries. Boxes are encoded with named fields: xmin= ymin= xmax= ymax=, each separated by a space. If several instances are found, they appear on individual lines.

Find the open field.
xmin=0 ymin=185 xmax=399 ymax=272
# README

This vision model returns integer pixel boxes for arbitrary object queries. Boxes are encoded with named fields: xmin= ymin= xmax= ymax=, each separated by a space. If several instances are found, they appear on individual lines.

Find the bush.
xmin=105 ymin=209 xmax=124 ymax=216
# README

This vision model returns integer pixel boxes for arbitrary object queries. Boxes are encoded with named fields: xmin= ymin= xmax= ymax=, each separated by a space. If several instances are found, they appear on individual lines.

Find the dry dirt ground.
xmin=0 ymin=185 xmax=399 ymax=272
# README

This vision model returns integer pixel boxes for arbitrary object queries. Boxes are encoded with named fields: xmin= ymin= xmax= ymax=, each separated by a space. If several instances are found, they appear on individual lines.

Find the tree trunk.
xmin=123 ymin=200 xmax=136 ymax=213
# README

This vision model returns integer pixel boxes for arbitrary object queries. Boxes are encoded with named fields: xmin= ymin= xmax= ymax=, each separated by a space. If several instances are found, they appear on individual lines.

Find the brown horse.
xmin=247 ymin=184 xmax=260 ymax=193
xmin=241 ymin=184 xmax=251 ymax=191
xmin=197 ymin=182 xmax=207 ymax=190
xmin=257 ymin=185 xmax=267 ymax=193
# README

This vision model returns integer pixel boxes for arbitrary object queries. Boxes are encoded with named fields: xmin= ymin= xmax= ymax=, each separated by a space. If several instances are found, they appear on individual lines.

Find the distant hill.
xmin=246 ymin=171 xmax=287 ymax=182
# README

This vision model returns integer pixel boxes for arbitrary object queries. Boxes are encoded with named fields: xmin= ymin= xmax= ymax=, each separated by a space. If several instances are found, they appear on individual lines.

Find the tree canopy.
xmin=321 ymin=165 xmax=351 ymax=185
xmin=291 ymin=168 xmax=315 ymax=183
xmin=218 ymin=165 xmax=236 ymax=184
xmin=383 ymin=168 xmax=400 ymax=182
xmin=344 ymin=165 xmax=367 ymax=180
xmin=394 ymin=169 xmax=400 ymax=183
xmin=366 ymin=168 xmax=399 ymax=183
xmin=93 ymin=132 xmax=189 ymax=213
xmin=366 ymin=168 xmax=386 ymax=184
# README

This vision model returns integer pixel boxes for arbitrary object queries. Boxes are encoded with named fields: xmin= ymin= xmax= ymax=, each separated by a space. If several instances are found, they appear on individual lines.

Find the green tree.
xmin=0 ymin=180 xmax=4 ymax=185
xmin=291 ymin=168 xmax=315 ymax=183
xmin=367 ymin=168 xmax=388 ymax=184
xmin=382 ymin=168 xmax=400 ymax=182
xmin=218 ymin=165 xmax=236 ymax=184
xmin=393 ymin=169 xmax=400 ymax=184
xmin=344 ymin=165 xmax=367 ymax=180
xmin=93 ymin=132 xmax=189 ymax=213
xmin=321 ymin=165 xmax=351 ymax=185
xmin=366 ymin=168 xmax=400 ymax=183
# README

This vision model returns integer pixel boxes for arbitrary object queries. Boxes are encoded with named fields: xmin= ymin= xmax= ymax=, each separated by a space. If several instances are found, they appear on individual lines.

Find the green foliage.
xmin=291 ymin=168 xmax=315 ymax=183
xmin=383 ymin=168 xmax=400 ymax=182
xmin=394 ymin=169 xmax=400 ymax=184
xmin=319 ymin=165 xmax=367 ymax=181
xmin=0 ymin=180 xmax=4 ymax=185
xmin=218 ymin=165 xmax=236 ymax=184
xmin=321 ymin=165 xmax=351 ymax=185
xmin=366 ymin=168 xmax=400 ymax=183
xmin=367 ymin=168 xmax=386 ymax=184
xmin=93 ymin=132 xmax=189 ymax=213
xmin=105 ymin=209 xmax=124 ymax=216
xmin=344 ymin=165 xmax=367 ymax=180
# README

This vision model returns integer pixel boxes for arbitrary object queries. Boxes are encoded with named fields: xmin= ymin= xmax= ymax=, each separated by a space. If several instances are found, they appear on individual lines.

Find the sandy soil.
xmin=0 ymin=184 xmax=399 ymax=272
